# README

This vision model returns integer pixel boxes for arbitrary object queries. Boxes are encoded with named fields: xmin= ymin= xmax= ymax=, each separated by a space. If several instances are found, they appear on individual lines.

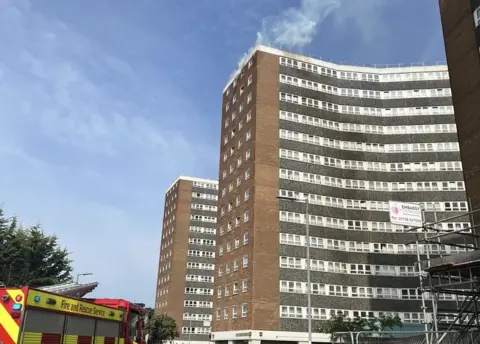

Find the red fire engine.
xmin=0 ymin=285 xmax=146 ymax=344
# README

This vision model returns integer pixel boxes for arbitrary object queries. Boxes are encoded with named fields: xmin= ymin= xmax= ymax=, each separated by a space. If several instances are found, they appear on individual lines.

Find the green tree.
xmin=0 ymin=209 xmax=18 ymax=284
xmin=145 ymin=310 xmax=179 ymax=344
xmin=0 ymin=208 xmax=73 ymax=287
xmin=318 ymin=313 xmax=402 ymax=343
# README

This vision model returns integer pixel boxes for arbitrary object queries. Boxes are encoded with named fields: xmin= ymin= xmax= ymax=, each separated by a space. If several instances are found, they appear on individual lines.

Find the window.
xmin=246 ymin=129 xmax=252 ymax=141
xmin=224 ymin=307 xmax=228 ymax=319
xmin=233 ymin=260 xmax=239 ymax=271
xmin=233 ymin=282 xmax=239 ymax=294
xmin=222 ymin=170 xmax=227 ymax=180
xmin=235 ymin=237 xmax=240 ymax=249
xmin=225 ymin=102 xmax=230 ymax=111
xmin=232 ymin=305 xmax=238 ymax=319
xmin=245 ymin=149 xmax=251 ymax=160
xmin=244 ymin=189 xmax=250 ymax=201
xmin=242 ymin=279 xmax=248 ymax=292
xmin=236 ymin=195 xmax=241 ymax=206
xmin=248 ymin=74 xmax=253 ymax=85
xmin=248 ymin=59 xmax=253 ymax=68
xmin=216 ymin=308 xmax=221 ymax=320
xmin=247 ymin=92 xmax=252 ymax=103
xmin=245 ymin=168 xmax=251 ymax=180
xmin=246 ymin=110 xmax=252 ymax=122
xmin=227 ymin=241 xmax=232 ymax=252
xmin=244 ymin=210 xmax=250 ymax=222
xmin=217 ymin=287 xmax=222 ymax=298
xmin=219 ymin=246 xmax=224 ymax=256
xmin=241 ymin=303 xmax=247 ymax=317
xmin=243 ymin=232 xmax=249 ymax=245
xmin=243 ymin=254 xmax=249 ymax=268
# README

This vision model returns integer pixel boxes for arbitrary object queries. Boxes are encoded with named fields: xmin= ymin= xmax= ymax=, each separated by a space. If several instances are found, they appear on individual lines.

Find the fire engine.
xmin=0 ymin=285 xmax=146 ymax=344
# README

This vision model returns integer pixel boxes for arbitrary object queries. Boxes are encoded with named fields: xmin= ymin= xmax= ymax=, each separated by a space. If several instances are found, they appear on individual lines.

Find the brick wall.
xmin=440 ymin=0 xmax=480 ymax=226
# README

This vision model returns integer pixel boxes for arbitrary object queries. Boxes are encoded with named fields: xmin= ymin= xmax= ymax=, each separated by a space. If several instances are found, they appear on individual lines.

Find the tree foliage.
xmin=0 ymin=208 xmax=73 ymax=287
xmin=318 ymin=313 xmax=403 ymax=343
xmin=145 ymin=309 xmax=179 ymax=344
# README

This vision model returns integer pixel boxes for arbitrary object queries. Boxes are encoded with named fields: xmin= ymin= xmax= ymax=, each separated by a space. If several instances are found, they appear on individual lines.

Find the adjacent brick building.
xmin=212 ymin=45 xmax=470 ymax=344
xmin=439 ymin=0 xmax=480 ymax=225
xmin=155 ymin=176 xmax=218 ymax=344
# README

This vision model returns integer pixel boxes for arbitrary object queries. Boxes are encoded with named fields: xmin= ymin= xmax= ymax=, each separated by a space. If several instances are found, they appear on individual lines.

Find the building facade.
xmin=155 ymin=176 xmax=218 ymax=344
xmin=212 ymin=45 xmax=470 ymax=344
xmin=439 ymin=0 xmax=480 ymax=225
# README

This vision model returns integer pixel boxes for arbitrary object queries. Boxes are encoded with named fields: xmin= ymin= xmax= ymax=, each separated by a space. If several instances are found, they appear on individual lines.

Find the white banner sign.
xmin=389 ymin=201 xmax=422 ymax=227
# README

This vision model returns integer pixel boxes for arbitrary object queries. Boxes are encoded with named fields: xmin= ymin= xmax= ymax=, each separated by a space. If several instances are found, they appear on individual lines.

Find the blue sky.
xmin=0 ymin=0 xmax=446 ymax=305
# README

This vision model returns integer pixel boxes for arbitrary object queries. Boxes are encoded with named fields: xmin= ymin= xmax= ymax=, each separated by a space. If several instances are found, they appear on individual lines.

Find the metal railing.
xmin=331 ymin=331 xmax=479 ymax=344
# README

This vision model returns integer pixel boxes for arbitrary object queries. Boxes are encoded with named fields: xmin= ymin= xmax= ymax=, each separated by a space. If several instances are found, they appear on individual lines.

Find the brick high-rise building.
xmin=155 ymin=176 xmax=218 ymax=344
xmin=212 ymin=45 xmax=470 ymax=344
xmin=438 ymin=0 xmax=480 ymax=225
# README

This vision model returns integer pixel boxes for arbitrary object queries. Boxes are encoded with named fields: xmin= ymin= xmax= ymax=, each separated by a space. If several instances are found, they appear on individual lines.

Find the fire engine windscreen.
xmin=129 ymin=312 xmax=142 ymax=341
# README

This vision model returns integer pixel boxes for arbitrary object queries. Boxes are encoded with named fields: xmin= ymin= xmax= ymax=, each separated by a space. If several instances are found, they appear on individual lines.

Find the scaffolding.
xmin=331 ymin=331 xmax=476 ymax=344
xmin=407 ymin=205 xmax=480 ymax=344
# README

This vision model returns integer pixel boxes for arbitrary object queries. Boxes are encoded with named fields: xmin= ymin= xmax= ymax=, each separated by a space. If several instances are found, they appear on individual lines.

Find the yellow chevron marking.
xmin=6 ymin=289 xmax=25 ymax=308
xmin=0 ymin=301 xmax=20 ymax=343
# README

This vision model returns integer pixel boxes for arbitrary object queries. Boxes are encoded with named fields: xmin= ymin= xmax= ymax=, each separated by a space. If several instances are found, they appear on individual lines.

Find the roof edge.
xmin=223 ymin=44 xmax=448 ymax=92
xmin=165 ymin=175 xmax=218 ymax=194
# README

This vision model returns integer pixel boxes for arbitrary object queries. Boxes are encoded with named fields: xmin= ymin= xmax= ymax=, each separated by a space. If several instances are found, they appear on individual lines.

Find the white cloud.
xmin=0 ymin=0 xmax=217 ymax=303
xmin=256 ymin=0 xmax=396 ymax=50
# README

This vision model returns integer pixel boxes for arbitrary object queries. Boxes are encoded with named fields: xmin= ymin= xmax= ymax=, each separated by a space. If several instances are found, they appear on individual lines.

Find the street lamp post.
xmin=76 ymin=273 xmax=93 ymax=284
xmin=278 ymin=195 xmax=312 ymax=344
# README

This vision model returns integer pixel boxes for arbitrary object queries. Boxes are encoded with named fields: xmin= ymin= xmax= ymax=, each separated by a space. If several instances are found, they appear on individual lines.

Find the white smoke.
xmin=255 ymin=0 xmax=342 ymax=50
xmin=231 ymin=0 xmax=393 ymax=79
xmin=254 ymin=0 xmax=394 ymax=51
